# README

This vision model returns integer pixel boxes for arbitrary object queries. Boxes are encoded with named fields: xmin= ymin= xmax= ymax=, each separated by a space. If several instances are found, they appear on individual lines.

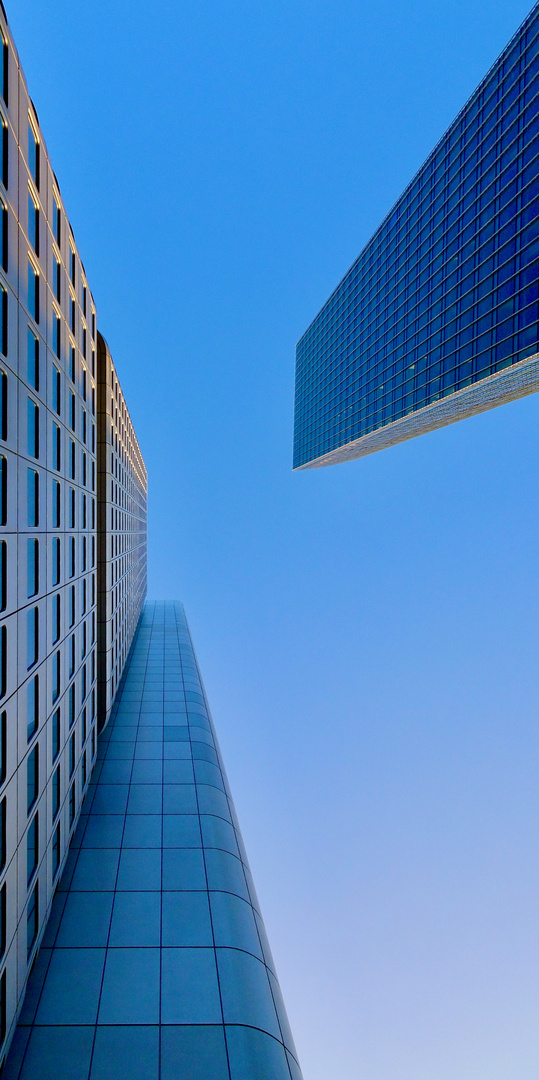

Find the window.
xmin=27 ymin=258 xmax=39 ymax=323
xmin=52 ymin=649 xmax=60 ymax=705
xmin=27 ymin=744 xmax=38 ymax=813
xmin=0 ymin=32 xmax=7 ymax=105
xmin=82 ymin=749 xmax=87 ymax=788
xmin=27 ymin=468 xmax=38 ymax=527
xmin=53 ymin=822 xmax=60 ymax=877
xmin=69 ymin=733 xmax=75 ymax=776
xmin=52 ymin=313 xmax=60 ymax=359
xmin=52 ymin=536 xmax=60 ymax=585
xmin=0 ymin=282 xmax=6 ymax=355
xmin=27 ymin=398 xmax=38 ymax=458
xmin=27 ymin=881 xmax=38 ymax=957
xmin=91 ymin=310 xmax=95 ymax=340
xmin=0 ymin=542 xmax=5 ymax=612
xmin=91 ymin=725 xmax=96 ymax=759
xmin=69 ymin=781 xmax=75 ymax=826
xmin=70 ymin=293 xmax=75 ymax=334
xmin=69 ymin=345 xmax=75 ymax=383
xmin=27 ymin=674 xmax=38 ymax=740
xmin=53 ymin=423 xmax=60 ymax=471
xmin=68 ymin=683 xmax=75 ymax=728
xmin=0 ymin=797 xmax=5 ymax=871
xmin=0 ymin=198 xmax=6 ymax=272
xmin=27 ymin=813 xmax=38 ymax=884
xmin=82 ymin=326 xmax=86 ymax=359
xmin=70 ymin=391 xmax=75 ymax=431
xmin=69 ymin=246 xmax=75 ymax=286
xmin=26 ymin=605 xmax=38 ymax=669
xmin=82 ymin=580 xmax=87 ymax=618
xmin=69 ymin=438 xmax=75 ymax=479
xmin=81 ymin=706 xmax=87 ymax=744
xmin=0 ymin=625 xmax=5 ymax=699
xmin=27 ymin=328 xmax=38 ymax=390
xmin=51 ymin=479 xmax=60 ymax=528
xmin=81 ymin=663 xmax=86 ymax=702
xmin=52 ymin=764 xmax=60 ymax=820
xmin=52 ymin=708 xmax=60 ymax=761
xmin=91 ymin=422 xmax=95 ymax=453
xmin=69 ymin=488 xmax=75 ymax=530
xmin=54 ymin=256 xmax=61 ymax=302
xmin=82 ymin=282 xmax=87 ymax=317
xmin=69 ymin=633 xmax=75 ymax=678
xmin=27 ymin=190 xmax=38 ymax=255
xmin=28 ymin=119 xmax=39 ymax=189
xmin=91 ymin=345 xmax=95 ymax=378
xmin=82 ymin=451 xmax=87 ymax=487
xmin=0 ymin=968 xmax=5 ymax=1047
xmin=69 ymin=584 xmax=75 ymax=628
xmin=53 ymin=194 xmax=61 ymax=247
xmin=0 ymin=883 xmax=5 ymax=962
xmin=82 ymin=536 xmax=87 ymax=572
xmin=27 ymin=537 xmax=38 ymax=597
xmin=52 ymin=366 xmax=61 ymax=415
xmin=52 ymin=593 xmax=60 ymax=644
xmin=0 ymin=711 xmax=6 ymax=787
xmin=82 ymin=367 xmax=87 ymax=401
xmin=0 ymin=114 xmax=7 ymax=189
xmin=82 ymin=492 xmax=87 ymax=530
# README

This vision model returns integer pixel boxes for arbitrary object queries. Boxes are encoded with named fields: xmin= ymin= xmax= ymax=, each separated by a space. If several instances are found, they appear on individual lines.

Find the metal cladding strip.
xmin=2 ymin=601 xmax=303 ymax=1080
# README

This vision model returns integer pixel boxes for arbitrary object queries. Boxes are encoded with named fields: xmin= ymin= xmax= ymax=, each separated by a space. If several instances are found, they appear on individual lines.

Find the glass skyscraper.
xmin=4 ymin=604 xmax=302 ymax=1080
xmin=0 ymin=4 xmax=302 ymax=1078
xmin=294 ymin=2 xmax=539 ymax=469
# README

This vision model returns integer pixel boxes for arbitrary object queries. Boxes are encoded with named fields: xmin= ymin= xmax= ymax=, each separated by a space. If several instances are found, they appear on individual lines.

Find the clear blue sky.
xmin=10 ymin=2 xmax=539 ymax=1077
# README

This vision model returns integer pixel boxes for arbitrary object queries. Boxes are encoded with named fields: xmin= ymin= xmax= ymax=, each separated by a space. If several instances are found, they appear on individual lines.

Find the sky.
xmin=8 ymin=2 xmax=539 ymax=1078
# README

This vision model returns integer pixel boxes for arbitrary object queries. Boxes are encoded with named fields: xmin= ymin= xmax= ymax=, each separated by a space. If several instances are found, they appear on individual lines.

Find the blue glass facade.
xmin=294 ymin=3 xmax=539 ymax=469
xmin=3 ymin=603 xmax=302 ymax=1080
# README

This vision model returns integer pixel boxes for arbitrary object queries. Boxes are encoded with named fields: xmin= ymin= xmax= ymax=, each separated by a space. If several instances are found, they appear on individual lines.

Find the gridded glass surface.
xmin=4 ymin=603 xmax=302 ymax=1080
xmin=294 ymin=3 xmax=539 ymax=468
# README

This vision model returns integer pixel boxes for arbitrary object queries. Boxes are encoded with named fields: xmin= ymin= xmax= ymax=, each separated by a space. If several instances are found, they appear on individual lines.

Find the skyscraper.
xmin=294 ymin=3 xmax=539 ymax=470
xmin=4 ymin=603 xmax=301 ymax=1080
xmin=0 ymin=5 xmax=302 ymax=1078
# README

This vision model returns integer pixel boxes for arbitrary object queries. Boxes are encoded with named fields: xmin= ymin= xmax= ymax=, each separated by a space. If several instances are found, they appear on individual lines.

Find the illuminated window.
xmin=27 ymin=258 xmax=39 ymax=323
xmin=54 ymin=254 xmax=61 ymax=301
xmin=53 ymin=194 xmax=61 ymax=247
xmin=28 ymin=118 xmax=39 ymax=189
xmin=27 ymin=190 xmax=38 ymax=255
xmin=0 ymin=114 xmax=7 ymax=189
xmin=0 ymin=31 xmax=8 ymax=105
